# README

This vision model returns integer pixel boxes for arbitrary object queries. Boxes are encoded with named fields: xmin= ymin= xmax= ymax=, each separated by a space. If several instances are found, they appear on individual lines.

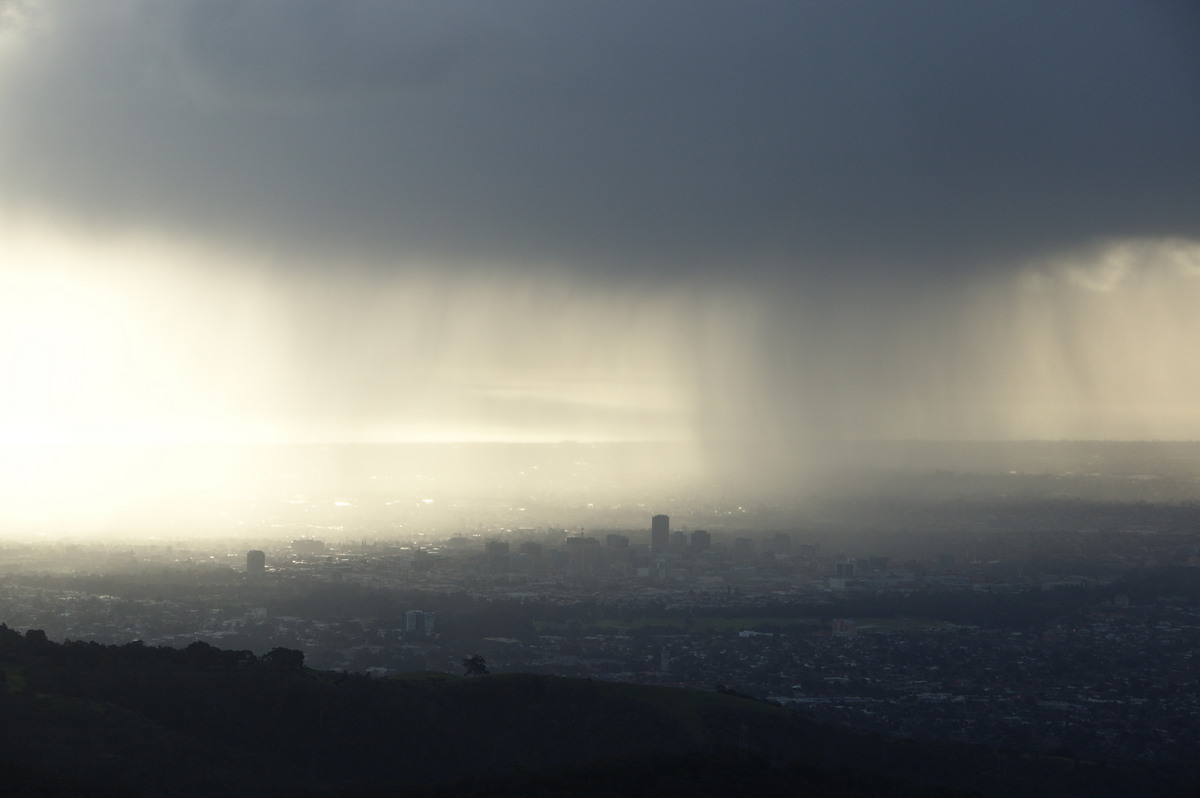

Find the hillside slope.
xmin=0 ymin=626 xmax=1187 ymax=796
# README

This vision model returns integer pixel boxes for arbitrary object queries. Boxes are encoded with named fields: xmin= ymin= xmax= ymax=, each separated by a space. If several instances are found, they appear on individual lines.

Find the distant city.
xmin=3 ymin=441 xmax=1200 ymax=769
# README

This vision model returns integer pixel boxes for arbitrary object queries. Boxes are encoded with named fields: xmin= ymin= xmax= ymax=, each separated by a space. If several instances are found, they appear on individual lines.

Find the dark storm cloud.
xmin=2 ymin=0 xmax=1197 ymax=282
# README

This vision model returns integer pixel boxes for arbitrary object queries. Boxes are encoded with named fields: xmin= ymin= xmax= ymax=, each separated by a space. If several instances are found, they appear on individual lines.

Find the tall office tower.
xmin=651 ymin=514 xmax=669 ymax=554
xmin=565 ymin=536 xmax=601 ymax=572
xmin=405 ymin=609 xmax=434 ymax=635
xmin=605 ymin=534 xmax=631 ymax=567
xmin=690 ymin=529 xmax=711 ymax=554
xmin=605 ymin=533 xmax=630 ymax=550
xmin=484 ymin=540 xmax=510 ymax=573
xmin=670 ymin=530 xmax=687 ymax=554
xmin=246 ymin=550 xmax=265 ymax=576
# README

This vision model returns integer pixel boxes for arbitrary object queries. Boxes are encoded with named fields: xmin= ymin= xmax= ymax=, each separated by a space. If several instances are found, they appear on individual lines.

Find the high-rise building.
xmin=565 ymin=536 xmax=601 ymax=572
xmin=604 ymin=534 xmax=630 ymax=567
xmin=405 ymin=610 xmax=435 ymax=635
xmin=669 ymin=530 xmax=687 ymax=554
xmin=246 ymin=550 xmax=265 ymax=576
xmin=484 ymin=540 xmax=510 ymax=572
xmin=605 ymin=533 xmax=630 ymax=549
xmin=651 ymin=514 xmax=669 ymax=554
xmin=690 ymin=529 xmax=711 ymax=554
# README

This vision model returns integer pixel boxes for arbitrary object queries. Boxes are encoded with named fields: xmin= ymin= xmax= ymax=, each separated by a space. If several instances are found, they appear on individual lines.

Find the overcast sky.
xmin=2 ymin=1 xmax=1199 ymax=470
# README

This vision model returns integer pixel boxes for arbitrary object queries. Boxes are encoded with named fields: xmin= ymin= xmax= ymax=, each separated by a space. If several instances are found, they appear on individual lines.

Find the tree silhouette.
xmin=461 ymin=654 xmax=488 ymax=676
xmin=263 ymin=647 xmax=305 ymax=672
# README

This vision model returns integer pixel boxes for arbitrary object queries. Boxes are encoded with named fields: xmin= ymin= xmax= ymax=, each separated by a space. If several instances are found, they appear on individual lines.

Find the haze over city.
xmin=8 ymin=6 xmax=1200 ymax=795
xmin=1 ymin=1 xmax=1198 ymax=532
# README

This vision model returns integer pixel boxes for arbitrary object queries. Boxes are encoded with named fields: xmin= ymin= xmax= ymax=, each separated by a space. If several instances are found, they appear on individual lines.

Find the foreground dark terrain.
xmin=1 ymin=627 xmax=1193 ymax=797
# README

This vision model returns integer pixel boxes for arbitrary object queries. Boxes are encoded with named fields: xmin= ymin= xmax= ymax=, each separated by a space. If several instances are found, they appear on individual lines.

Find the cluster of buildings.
xmin=468 ymin=515 xmax=717 ymax=579
xmin=3 ymin=508 xmax=1200 ymax=767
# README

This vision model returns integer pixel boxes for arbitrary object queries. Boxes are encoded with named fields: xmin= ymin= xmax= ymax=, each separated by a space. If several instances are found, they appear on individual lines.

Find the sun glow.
xmin=0 ymin=219 xmax=748 ymax=449
xmin=0 ymin=224 xmax=277 ymax=446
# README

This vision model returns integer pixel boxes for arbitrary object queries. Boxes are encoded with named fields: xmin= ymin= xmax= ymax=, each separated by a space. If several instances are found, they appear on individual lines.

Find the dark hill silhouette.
xmin=0 ymin=625 xmax=1189 ymax=796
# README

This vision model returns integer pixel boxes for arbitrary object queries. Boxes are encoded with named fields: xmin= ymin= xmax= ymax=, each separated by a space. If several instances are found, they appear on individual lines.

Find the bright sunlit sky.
xmin=1 ymin=1 xmax=1199 ymax=459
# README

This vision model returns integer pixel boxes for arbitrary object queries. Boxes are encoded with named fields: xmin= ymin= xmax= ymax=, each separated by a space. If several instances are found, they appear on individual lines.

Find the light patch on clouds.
xmin=0 ymin=218 xmax=765 ymax=447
